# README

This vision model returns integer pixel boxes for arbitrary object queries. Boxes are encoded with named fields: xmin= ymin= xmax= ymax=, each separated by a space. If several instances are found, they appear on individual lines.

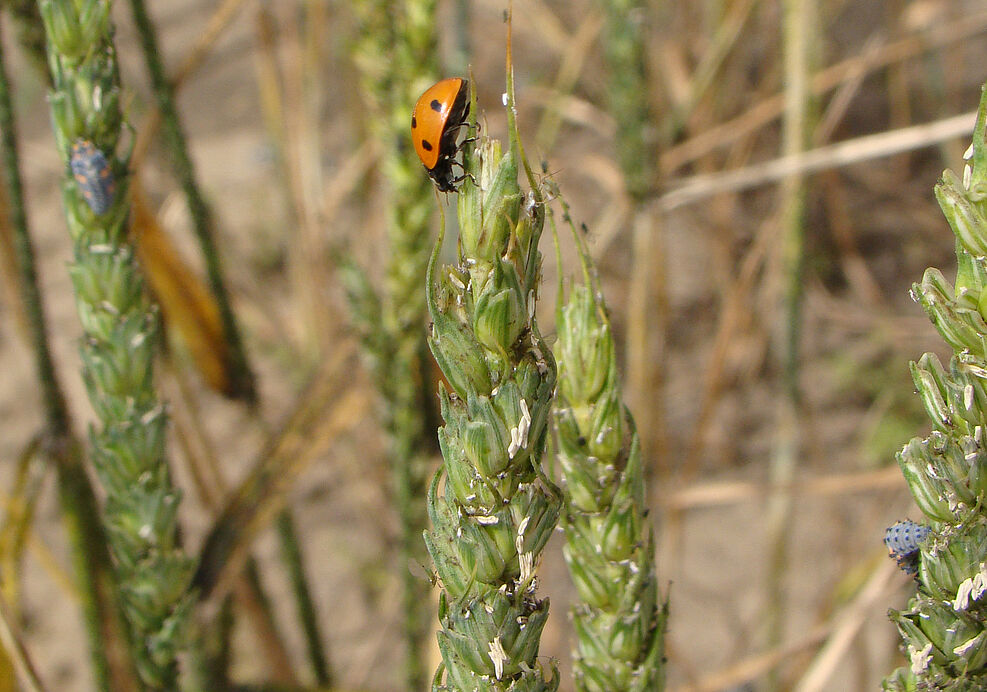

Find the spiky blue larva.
xmin=884 ymin=520 xmax=930 ymax=574
xmin=70 ymin=140 xmax=115 ymax=215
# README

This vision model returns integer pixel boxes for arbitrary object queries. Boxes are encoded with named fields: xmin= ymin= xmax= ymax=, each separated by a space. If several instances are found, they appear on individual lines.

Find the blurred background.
xmin=2 ymin=0 xmax=987 ymax=689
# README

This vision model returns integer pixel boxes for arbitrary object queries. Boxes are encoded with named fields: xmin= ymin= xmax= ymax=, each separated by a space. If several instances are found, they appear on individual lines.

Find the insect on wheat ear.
xmin=411 ymin=77 xmax=471 ymax=193
xmin=884 ymin=520 xmax=930 ymax=574
xmin=70 ymin=139 xmax=116 ymax=215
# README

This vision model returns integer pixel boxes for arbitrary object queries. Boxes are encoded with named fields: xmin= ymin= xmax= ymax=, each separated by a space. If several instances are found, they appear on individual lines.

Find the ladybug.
xmin=411 ymin=78 xmax=470 ymax=192
xmin=884 ymin=520 xmax=930 ymax=574
xmin=70 ymin=139 xmax=116 ymax=215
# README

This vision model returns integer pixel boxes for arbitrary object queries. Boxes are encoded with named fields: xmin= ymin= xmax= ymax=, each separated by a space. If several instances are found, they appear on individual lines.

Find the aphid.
xmin=70 ymin=140 xmax=115 ymax=215
xmin=411 ymin=77 xmax=470 ymax=192
xmin=884 ymin=520 xmax=930 ymax=574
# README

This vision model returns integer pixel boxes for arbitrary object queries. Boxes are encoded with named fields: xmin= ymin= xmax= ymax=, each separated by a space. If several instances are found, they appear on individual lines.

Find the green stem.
xmin=128 ymin=5 xmax=334 ymax=683
xmin=187 ymin=597 xmax=234 ymax=692
xmin=242 ymin=560 xmax=297 ymax=685
xmin=349 ymin=3 xmax=442 ymax=687
xmin=126 ymin=0 xmax=255 ymax=404
xmin=765 ymin=0 xmax=812 ymax=685
xmin=275 ymin=510 xmax=331 ymax=686
xmin=0 ymin=19 xmax=68 ymax=439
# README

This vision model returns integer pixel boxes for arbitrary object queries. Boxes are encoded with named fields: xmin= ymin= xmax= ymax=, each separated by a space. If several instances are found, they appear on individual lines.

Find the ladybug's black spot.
xmin=421 ymin=139 xmax=433 ymax=152
xmin=430 ymin=99 xmax=443 ymax=113
xmin=412 ymin=115 xmax=417 ymax=128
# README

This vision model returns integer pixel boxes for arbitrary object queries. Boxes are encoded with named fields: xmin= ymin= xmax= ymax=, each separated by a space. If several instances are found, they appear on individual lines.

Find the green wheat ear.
xmin=883 ymin=83 xmax=987 ymax=690
xmin=423 ymin=76 xmax=561 ymax=691
xmin=551 ymin=199 xmax=667 ymax=692
xmin=40 ymin=0 xmax=193 ymax=687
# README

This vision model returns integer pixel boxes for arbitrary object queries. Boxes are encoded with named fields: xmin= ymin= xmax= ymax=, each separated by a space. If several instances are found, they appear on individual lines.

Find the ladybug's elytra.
xmin=70 ymin=140 xmax=116 ymax=215
xmin=411 ymin=78 xmax=470 ymax=192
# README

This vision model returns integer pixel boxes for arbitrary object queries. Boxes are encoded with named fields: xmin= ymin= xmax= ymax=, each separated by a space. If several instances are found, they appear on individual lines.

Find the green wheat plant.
xmin=594 ymin=0 xmax=666 ymax=481
xmin=423 ymin=73 xmax=561 ymax=691
xmin=884 ymin=83 xmax=987 ymax=690
xmin=596 ymin=0 xmax=655 ymax=200
xmin=552 ymin=208 xmax=667 ymax=691
xmin=348 ymin=1 xmax=442 ymax=688
xmin=0 ymin=9 xmax=128 ymax=688
xmin=40 ymin=0 xmax=193 ymax=687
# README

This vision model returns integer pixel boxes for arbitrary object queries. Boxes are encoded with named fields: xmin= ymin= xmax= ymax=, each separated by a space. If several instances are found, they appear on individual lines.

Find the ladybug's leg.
xmin=448 ymin=120 xmax=479 ymax=148
xmin=448 ymin=159 xmax=478 ymax=188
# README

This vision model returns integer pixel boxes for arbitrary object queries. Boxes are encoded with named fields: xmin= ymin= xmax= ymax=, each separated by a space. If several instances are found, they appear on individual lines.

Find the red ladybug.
xmin=411 ymin=78 xmax=470 ymax=192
